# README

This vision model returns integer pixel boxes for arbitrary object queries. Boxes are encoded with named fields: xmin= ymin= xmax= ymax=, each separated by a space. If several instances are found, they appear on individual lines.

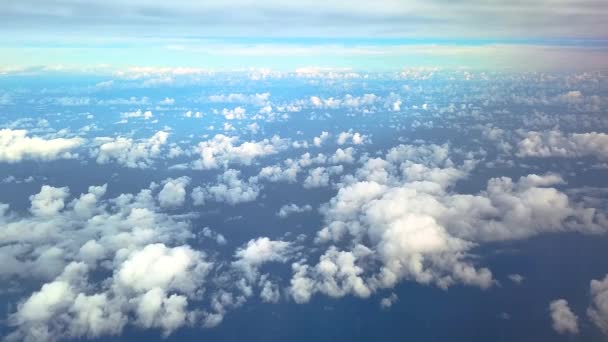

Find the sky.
xmin=1 ymin=0 xmax=608 ymax=70
xmin=1 ymin=1 xmax=608 ymax=342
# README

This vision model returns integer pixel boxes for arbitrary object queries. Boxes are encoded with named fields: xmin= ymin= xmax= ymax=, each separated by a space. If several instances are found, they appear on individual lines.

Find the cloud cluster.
xmin=158 ymin=177 xmax=191 ymax=208
xmin=303 ymin=166 xmax=344 ymax=189
xmin=310 ymin=94 xmax=378 ymax=111
xmin=208 ymin=93 xmax=270 ymax=106
xmin=192 ymin=134 xmax=288 ymax=170
xmin=3 ymin=68 xmax=608 ymax=340
xmin=588 ymin=275 xmax=608 ymax=335
xmin=0 ymin=182 xmax=222 ymax=341
xmin=337 ymin=130 xmax=368 ymax=145
xmin=220 ymin=107 xmax=246 ymax=120
xmin=233 ymin=237 xmax=293 ymax=279
xmin=257 ymin=149 xmax=353 ymax=186
xmin=192 ymin=169 xmax=260 ymax=205
xmin=277 ymin=203 xmax=313 ymax=218
xmin=549 ymin=299 xmax=579 ymax=334
xmin=93 ymin=131 xmax=169 ymax=168
xmin=7 ymin=243 xmax=211 ymax=341
xmin=121 ymin=109 xmax=153 ymax=120
xmin=380 ymin=293 xmax=398 ymax=309
xmin=0 ymin=129 xmax=83 ymax=163
xmin=288 ymin=143 xmax=607 ymax=302
xmin=517 ymin=130 xmax=608 ymax=160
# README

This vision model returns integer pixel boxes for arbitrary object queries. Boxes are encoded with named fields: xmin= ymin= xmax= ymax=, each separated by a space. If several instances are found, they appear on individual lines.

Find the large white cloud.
xmin=549 ymin=299 xmax=579 ymax=334
xmin=7 ymin=242 xmax=211 ymax=341
xmin=303 ymin=166 xmax=343 ymax=189
xmin=121 ymin=109 xmax=153 ymax=120
xmin=0 ymin=129 xmax=83 ymax=163
xmin=258 ymin=163 xmax=300 ymax=183
xmin=233 ymin=237 xmax=293 ymax=280
xmin=257 ymin=152 xmax=329 ymax=184
xmin=115 ymin=243 xmax=210 ymax=295
xmin=0 ymin=184 xmax=193 ymax=281
xmin=220 ymin=107 xmax=246 ymax=120
xmin=0 ymin=179 xmax=223 ymax=341
xmin=29 ymin=185 xmax=71 ymax=217
xmin=588 ymin=275 xmax=608 ymax=335
xmin=158 ymin=177 xmax=191 ymax=208
xmin=313 ymin=131 xmax=330 ymax=147
xmin=336 ymin=130 xmax=368 ymax=145
xmin=192 ymin=134 xmax=288 ymax=170
xmin=7 ymin=262 xmax=127 ymax=341
xmin=289 ymin=143 xmax=607 ymax=303
xmin=234 ymin=237 xmax=292 ymax=267
xmin=208 ymin=93 xmax=270 ymax=106
xmin=277 ymin=203 xmax=313 ymax=218
xmin=517 ymin=130 xmax=608 ymax=160
xmin=93 ymin=131 xmax=169 ymax=168
xmin=194 ymin=169 xmax=261 ymax=205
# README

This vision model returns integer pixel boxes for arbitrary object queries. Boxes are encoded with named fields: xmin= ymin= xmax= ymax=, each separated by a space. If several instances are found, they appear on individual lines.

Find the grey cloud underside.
xmin=1 ymin=0 xmax=607 ymax=38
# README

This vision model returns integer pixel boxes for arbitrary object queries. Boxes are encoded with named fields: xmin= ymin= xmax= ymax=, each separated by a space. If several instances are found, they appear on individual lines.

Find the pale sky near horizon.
xmin=1 ymin=1 xmax=608 ymax=71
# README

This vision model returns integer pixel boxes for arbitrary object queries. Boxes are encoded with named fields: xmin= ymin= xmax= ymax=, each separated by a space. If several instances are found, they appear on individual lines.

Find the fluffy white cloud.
xmin=517 ymin=130 xmax=608 ymax=160
xmin=329 ymin=147 xmax=355 ymax=164
xmin=205 ymin=238 xmax=295 ymax=315
xmin=289 ymin=245 xmax=372 ymax=302
xmin=191 ymin=186 xmax=206 ymax=206
xmin=93 ymin=131 xmax=169 ymax=168
xmin=257 ymin=151 xmax=330 ymax=184
xmin=121 ymin=109 xmax=153 ymax=120
xmin=298 ymin=152 xmax=327 ymax=167
xmin=386 ymin=143 xmax=452 ymax=167
xmin=200 ymin=169 xmax=261 ymax=205
xmin=258 ymin=162 xmax=300 ymax=183
xmin=193 ymin=134 xmax=288 ymax=170
xmin=259 ymin=275 xmax=281 ymax=303
xmin=16 ymin=280 xmax=74 ymax=323
xmin=115 ymin=243 xmax=210 ymax=295
xmin=200 ymin=227 xmax=227 ymax=245
xmin=308 ymin=94 xmax=377 ymax=110
xmin=289 ymin=262 xmax=315 ymax=304
xmin=588 ymin=275 xmax=608 ymax=335
xmin=8 ymin=242 xmax=211 ymax=341
xmin=208 ymin=93 xmax=270 ymax=106
xmin=7 ymin=263 xmax=127 ymax=341
xmin=336 ymin=130 xmax=367 ymax=145
xmin=67 ymin=292 xmax=126 ymax=338
xmin=303 ymin=166 xmax=343 ymax=189
xmin=549 ymin=299 xmax=579 ymax=334
xmin=0 ymin=129 xmax=83 ymax=163
xmin=0 ymin=178 xmax=273 ymax=341
xmin=220 ymin=107 xmax=246 ymax=120
xmin=277 ymin=203 xmax=313 ymax=218
xmin=78 ymin=240 xmax=106 ymax=266
xmin=234 ymin=237 xmax=292 ymax=272
xmin=293 ymin=144 xmax=607 ymax=303
xmin=380 ymin=293 xmax=398 ymax=309
xmin=29 ymin=185 xmax=70 ymax=217
xmin=313 ymin=131 xmax=330 ymax=147
xmin=0 ymin=184 xmax=194 ymax=281
xmin=160 ymin=97 xmax=175 ymax=105
xmin=158 ymin=177 xmax=191 ymax=208
xmin=508 ymin=274 xmax=524 ymax=284
xmin=135 ymin=288 xmax=190 ymax=336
